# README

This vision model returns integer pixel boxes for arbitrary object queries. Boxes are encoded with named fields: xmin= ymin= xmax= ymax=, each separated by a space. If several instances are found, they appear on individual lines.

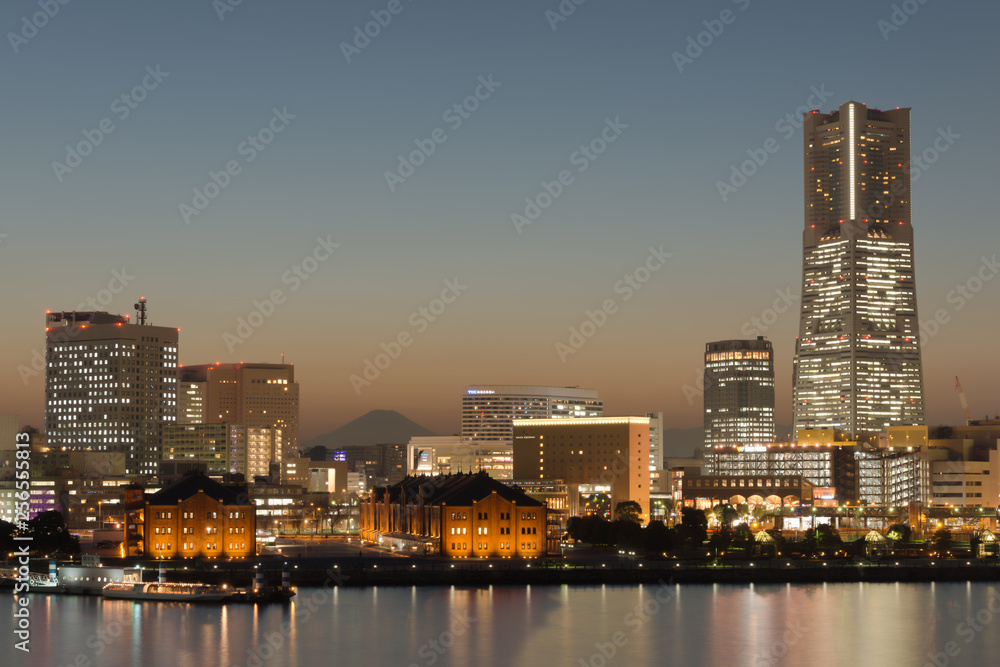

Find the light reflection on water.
xmin=6 ymin=583 xmax=1000 ymax=667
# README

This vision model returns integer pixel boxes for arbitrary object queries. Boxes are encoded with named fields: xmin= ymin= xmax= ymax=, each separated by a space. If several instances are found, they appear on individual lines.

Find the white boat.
xmin=102 ymin=581 xmax=231 ymax=602
xmin=101 ymin=569 xmax=231 ymax=602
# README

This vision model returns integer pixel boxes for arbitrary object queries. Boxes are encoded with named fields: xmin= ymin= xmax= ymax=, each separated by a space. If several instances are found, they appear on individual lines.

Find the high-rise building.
xmin=45 ymin=309 xmax=178 ymax=475
xmin=179 ymin=363 xmax=299 ymax=457
xmin=793 ymin=101 xmax=925 ymax=438
xmin=703 ymin=339 xmax=775 ymax=448
xmin=461 ymin=385 xmax=603 ymax=479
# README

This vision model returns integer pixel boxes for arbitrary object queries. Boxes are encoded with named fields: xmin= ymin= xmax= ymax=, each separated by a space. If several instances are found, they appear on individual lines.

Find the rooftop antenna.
xmin=134 ymin=297 xmax=147 ymax=326
xmin=281 ymin=352 xmax=285 ymax=365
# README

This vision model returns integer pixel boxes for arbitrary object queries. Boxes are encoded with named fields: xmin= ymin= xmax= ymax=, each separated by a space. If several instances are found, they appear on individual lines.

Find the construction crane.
xmin=955 ymin=376 xmax=973 ymax=426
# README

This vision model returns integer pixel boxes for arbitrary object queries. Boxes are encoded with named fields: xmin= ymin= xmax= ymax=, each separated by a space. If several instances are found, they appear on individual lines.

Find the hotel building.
xmin=704 ymin=338 xmax=775 ymax=448
xmin=45 ymin=309 xmax=178 ymax=476
xmin=178 ymin=363 xmax=299 ymax=457
xmin=461 ymin=385 xmax=603 ymax=480
xmin=793 ymin=101 xmax=925 ymax=437
xmin=512 ymin=416 xmax=649 ymax=522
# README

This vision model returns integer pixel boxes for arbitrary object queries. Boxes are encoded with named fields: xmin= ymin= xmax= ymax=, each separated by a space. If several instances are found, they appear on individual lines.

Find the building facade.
xmin=704 ymin=339 xmax=775 ymax=448
xmin=179 ymin=363 xmax=299 ymax=456
xmin=162 ymin=423 xmax=282 ymax=479
xmin=142 ymin=473 xmax=255 ymax=559
xmin=793 ymin=101 xmax=925 ymax=437
xmin=647 ymin=412 xmax=664 ymax=491
xmin=360 ymin=472 xmax=547 ymax=558
xmin=512 ymin=416 xmax=650 ymax=522
xmin=461 ymin=385 xmax=603 ymax=480
xmin=45 ymin=309 xmax=179 ymax=475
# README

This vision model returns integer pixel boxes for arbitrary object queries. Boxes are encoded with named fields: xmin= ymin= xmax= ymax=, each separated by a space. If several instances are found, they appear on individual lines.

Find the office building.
xmin=45 ymin=309 xmax=178 ymax=475
xmin=461 ymin=385 xmax=603 ymax=479
xmin=179 ymin=363 xmax=299 ymax=456
xmin=512 ymin=416 xmax=650 ymax=522
xmin=793 ymin=101 xmax=925 ymax=437
xmin=162 ymin=423 xmax=282 ymax=479
xmin=704 ymin=339 xmax=775 ymax=448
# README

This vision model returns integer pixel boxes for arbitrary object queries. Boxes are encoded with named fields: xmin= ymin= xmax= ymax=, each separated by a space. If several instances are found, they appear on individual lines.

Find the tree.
xmin=614 ymin=500 xmax=643 ymax=524
xmin=613 ymin=520 xmax=643 ymax=550
xmin=713 ymin=504 xmax=739 ymax=528
xmin=26 ymin=511 xmax=79 ymax=555
xmin=709 ymin=528 xmax=732 ymax=553
xmin=732 ymin=523 xmax=754 ymax=551
xmin=933 ymin=528 xmax=954 ymax=554
xmin=642 ymin=520 xmax=676 ymax=553
xmin=886 ymin=523 xmax=911 ymax=543
xmin=678 ymin=507 xmax=708 ymax=546
xmin=813 ymin=524 xmax=842 ymax=550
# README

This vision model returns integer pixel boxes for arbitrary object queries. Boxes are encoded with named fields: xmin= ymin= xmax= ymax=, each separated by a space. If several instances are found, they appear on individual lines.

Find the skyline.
xmin=2 ymin=1 xmax=998 ymax=440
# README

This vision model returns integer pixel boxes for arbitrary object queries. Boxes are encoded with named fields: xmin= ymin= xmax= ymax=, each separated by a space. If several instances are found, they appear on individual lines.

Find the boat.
xmin=101 ymin=569 xmax=231 ymax=602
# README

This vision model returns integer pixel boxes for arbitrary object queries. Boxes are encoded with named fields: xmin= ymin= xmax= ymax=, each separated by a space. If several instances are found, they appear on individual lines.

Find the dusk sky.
xmin=2 ymin=0 xmax=997 ymax=441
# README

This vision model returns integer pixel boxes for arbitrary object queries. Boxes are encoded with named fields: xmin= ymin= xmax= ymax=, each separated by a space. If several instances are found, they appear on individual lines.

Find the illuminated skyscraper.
xmin=792 ymin=101 xmax=925 ymax=437
xmin=703 ymin=338 xmax=775 ymax=448
xmin=45 ymin=309 xmax=178 ymax=475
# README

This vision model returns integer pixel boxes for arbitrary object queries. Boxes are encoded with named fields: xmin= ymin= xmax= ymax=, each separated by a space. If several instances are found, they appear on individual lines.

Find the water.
xmin=7 ymin=582 xmax=1000 ymax=667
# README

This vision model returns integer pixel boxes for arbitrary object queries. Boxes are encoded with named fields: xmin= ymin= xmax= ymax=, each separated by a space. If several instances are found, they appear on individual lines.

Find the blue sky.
xmin=1 ymin=0 xmax=997 ymax=438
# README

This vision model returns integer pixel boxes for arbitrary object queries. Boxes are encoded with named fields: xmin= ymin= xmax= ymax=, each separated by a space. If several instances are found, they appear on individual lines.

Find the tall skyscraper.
xmin=704 ymin=338 xmax=776 ymax=448
xmin=793 ymin=101 xmax=925 ymax=437
xmin=462 ymin=385 xmax=603 ymax=479
xmin=178 ymin=363 xmax=299 ymax=456
xmin=45 ymin=309 xmax=179 ymax=475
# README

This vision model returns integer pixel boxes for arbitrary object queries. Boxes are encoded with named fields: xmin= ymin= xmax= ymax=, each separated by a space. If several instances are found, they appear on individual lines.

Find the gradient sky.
xmin=2 ymin=0 xmax=997 ymax=441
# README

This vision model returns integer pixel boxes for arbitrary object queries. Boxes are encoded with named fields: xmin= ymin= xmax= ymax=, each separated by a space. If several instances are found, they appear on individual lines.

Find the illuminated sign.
xmin=736 ymin=445 xmax=767 ymax=453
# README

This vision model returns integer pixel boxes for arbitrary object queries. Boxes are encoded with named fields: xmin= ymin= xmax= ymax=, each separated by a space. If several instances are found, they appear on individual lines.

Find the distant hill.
xmin=662 ymin=424 xmax=793 ymax=459
xmin=302 ymin=410 xmax=437 ymax=452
